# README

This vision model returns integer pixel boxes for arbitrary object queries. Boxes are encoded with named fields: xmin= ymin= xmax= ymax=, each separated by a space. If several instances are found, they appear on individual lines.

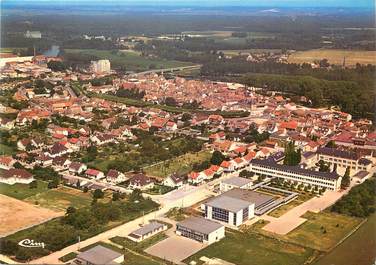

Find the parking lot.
xmin=145 ymin=235 xmax=206 ymax=264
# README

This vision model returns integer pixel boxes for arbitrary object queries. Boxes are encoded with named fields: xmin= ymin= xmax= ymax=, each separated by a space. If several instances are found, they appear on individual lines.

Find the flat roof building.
xmin=176 ymin=216 xmax=225 ymax=245
xmin=74 ymin=245 xmax=124 ymax=265
xmin=127 ymin=221 xmax=167 ymax=242
xmin=220 ymin=176 xmax=252 ymax=192
xmin=202 ymin=192 xmax=255 ymax=227
xmin=249 ymin=158 xmax=342 ymax=191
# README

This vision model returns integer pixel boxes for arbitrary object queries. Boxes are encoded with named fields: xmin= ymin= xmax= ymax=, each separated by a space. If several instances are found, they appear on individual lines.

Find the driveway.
xmin=145 ymin=235 xmax=206 ymax=264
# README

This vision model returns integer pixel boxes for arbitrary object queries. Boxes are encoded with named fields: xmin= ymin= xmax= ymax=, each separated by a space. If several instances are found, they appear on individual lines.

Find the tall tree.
xmin=341 ymin=166 xmax=351 ymax=189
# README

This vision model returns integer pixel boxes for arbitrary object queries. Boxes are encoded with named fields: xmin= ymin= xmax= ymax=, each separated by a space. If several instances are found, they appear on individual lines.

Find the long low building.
xmin=248 ymin=159 xmax=342 ymax=191
xmin=176 ymin=217 xmax=225 ymax=245
xmin=317 ymin=147 xmax=372 ymax=172
xmin=127 ymin=221 xmax=167 ymax=242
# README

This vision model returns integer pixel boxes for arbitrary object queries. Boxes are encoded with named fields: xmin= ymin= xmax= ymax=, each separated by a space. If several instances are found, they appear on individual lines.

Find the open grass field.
xmin=0 ymin=180 xmax=48 ymax=200
xmin=288 ymin=49 xmax=376 ymax=66
xmin=0 ymin=194 xmax=62 ymax=237
xmin=314 ymin=213 xmax=375 ymax=265
xmin=24 ymin=186 xmax=92 ymax=211
xmin=144 ymin=151 xmax=211 ymax=178
xmin=184 ymin=229 xmax=316 ymax=265
xmin=282 ymin=211 xmax=364 ymax=252
xmin=65 ymin=49 xmax=193 ymax=72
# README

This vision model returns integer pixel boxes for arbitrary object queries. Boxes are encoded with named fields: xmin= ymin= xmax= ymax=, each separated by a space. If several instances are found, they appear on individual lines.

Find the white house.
xmin=0 ymin=169 xmax=34 ymax=185
xmin=128 ymin=174 xmax=154 ymax=190
xmin=163 ymin=173 xmax=185 ymax=188
xmin=69 ymin=162 xmax=87 ymax=174
xmin=106 ymin=169 xmax=127 ymax=184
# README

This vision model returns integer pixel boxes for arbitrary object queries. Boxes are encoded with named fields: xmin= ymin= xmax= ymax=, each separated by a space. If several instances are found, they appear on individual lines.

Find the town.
xmin=0 ymin=46 xmax=375 ymax=265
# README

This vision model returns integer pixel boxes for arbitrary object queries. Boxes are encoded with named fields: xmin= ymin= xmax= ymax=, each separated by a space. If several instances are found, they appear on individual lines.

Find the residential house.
xmin=128 ymin=173 xmax=154 ymax=190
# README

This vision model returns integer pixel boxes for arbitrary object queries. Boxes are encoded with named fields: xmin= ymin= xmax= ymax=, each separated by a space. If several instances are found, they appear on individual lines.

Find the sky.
xmin=2 ymin=0 xmax=375 ymax=8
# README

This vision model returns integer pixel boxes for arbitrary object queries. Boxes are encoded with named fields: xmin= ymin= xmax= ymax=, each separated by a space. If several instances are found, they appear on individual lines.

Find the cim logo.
xmin=18 ymin=239 xmax=45 ymax=248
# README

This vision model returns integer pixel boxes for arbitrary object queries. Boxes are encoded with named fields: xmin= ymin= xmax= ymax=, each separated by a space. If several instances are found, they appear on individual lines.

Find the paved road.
xmin=29 ymin=180 xmax=216 ymax=264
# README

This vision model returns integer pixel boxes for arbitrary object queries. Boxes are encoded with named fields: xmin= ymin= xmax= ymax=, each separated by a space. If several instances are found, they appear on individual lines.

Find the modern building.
xmin=90 ymin=59 xmax=111 ymax=73
xmin=317 ymin=147 xmax=372 ymax=172
xmin=176 ymin=216 xmax=225 ymax=245
xmin=220 ymin=176 xmax=252 ymax=192
xmin=248 ymin=158 xmax=342 ymax=191
xmin=74 ymin=245 xmax=124 ymax=265
xmin=127 ymin=221 xmax=167 ymax=242
xmin=202 ymin=193 xmax=255 ymax=227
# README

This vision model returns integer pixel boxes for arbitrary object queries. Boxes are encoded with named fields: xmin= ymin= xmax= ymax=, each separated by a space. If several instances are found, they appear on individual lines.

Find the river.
xmin=314 ymin=213 xmax=376 ymax=265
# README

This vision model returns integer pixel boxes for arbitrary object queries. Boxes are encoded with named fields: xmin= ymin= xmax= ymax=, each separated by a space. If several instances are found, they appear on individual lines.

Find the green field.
xmin=144 ymin=151 xmax=211 ymax=178
xmin=123 ymin=250 xmax=161 ymax=265
xmin=314 ymin=213 xmax=376 ymax=265
xmin=0 ymin=143 xmax=16 ymax=155
xmin=280 ymin=211 xmax=363 ymax=251
xmin=185 ymin=229 xmax=316 ymax=265
xmin=0 ymin=180 xmax=48 ymax=200
xmin=65 ymin=49 xmax=193 ymax=72
xmin=24 ymin=186 xmax=92 ymax=211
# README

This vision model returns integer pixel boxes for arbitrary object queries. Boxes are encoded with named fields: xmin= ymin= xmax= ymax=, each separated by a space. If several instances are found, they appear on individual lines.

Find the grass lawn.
xmin=282 ymin=211 xmax=364 ymax=252
xmin=268 ymin=193 xmax=314 ymax=218
xmin=110 ymin=233 xmax=168 ymax=252
xmin=288 ymin=49 xmax=376 ymax=66
xmin=58 ymin=252 xmax=77 ymax=262
xmin=0 ymin=180 xmax=48 ymax=200
xmin=0 ymin=143 xmax=16 ymax=155
xmin=184 ymin=229 xmax=316 ymax=265
xmin=24 ymin=186 xmax=92 ymax=211
xmin=123 ymin=250 xmax=161 ymax=265
xmin=144 ymin=151 xmax=211 ymax=178
xmin=65 ymin=49 xmax=193 ymax=72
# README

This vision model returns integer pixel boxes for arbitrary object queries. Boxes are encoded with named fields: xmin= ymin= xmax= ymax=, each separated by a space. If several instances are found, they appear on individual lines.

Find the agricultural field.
xmin=65 ymin=49 xmax=193 ymax=72
xmin=0 ymin=194 xmax=62 ymax=237
xmin=287 ymin=49 xmax=376 ymax=66
xmin=143 ymin=150 xmax=211 ymax=179
xmin=24 ymin=186 xmax=93 ymax=212
xmin=184 ymin=229 xmax=316 ymax=265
